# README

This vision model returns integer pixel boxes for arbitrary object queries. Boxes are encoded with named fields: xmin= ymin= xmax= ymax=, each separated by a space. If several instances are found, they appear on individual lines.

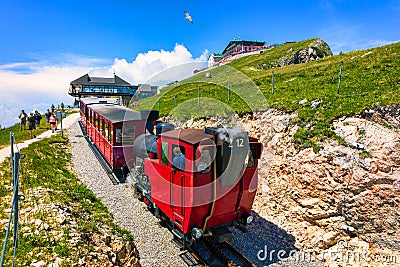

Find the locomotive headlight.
xmin=191 ymin=228 xmax=204 ymax=239
xmin=246 ymin=215 xmax=254 ymax=224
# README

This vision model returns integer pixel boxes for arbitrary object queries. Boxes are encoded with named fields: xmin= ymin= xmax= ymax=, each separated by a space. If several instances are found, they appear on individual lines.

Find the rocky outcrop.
xmin=276 ymin=39 xmax=333 ymax=67
xmin=241 ymin=110 xmax=400 ymax=266
xmin=167 ymin=107 xmax=400 ymax=266
xmin=361 ymin=103 xmax=400 ymax=129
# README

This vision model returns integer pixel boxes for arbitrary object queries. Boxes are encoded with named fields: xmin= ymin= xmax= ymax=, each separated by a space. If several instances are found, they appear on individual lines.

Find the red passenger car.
xmin=80 ymin=98 xmax=147 ymax=172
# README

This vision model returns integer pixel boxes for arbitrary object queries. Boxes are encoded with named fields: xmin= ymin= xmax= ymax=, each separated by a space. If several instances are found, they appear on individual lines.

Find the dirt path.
xmin=0 ymin=113 xmax=80 ymax=164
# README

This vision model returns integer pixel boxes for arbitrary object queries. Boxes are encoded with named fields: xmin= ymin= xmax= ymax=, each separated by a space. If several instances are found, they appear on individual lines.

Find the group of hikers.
xmin=18 ymin=104 xmax=59 ymax=138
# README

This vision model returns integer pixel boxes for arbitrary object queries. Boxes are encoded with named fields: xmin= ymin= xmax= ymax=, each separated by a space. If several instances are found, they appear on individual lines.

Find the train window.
xmin=246 ymin=146 xmax=256 ymax=168
xmin=171 ymin=145 xmax=186 ymax=171
xmin=161 ymin=142 xmax=169 ymax=165
xmin=105 ymin=122 xmax=109 ymax=141
xmin=116 ymin=127 xmax=122 ymax=143
xmin=121 ymin=126 xmax=135 ymax=144
xmin=94 ymin=114 xmax=97 ymax=128
xmin=99 ymin=119 xmax=103 ymax=133
xmin=195 ymin=146 xmax=213 ymax=173
xmin=115 ymin=126 xmax=134 ymax=144
xmin=110 ymin=125 xmax=113 ymax=143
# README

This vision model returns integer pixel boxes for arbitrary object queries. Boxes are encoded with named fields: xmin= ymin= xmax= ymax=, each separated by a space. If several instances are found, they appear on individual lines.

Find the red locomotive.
xmin=79 ymin=98 xmax=262 ymax=247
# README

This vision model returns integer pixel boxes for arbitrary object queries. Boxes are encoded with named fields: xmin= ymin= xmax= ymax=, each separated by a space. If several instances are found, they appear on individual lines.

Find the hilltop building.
xmin=208 ymin=39 xmax=267 ymax=67
xmin=69 ymin=74 xmax=158 ymax=105
xmin=207 ymin=53 xmax=223 ymax=68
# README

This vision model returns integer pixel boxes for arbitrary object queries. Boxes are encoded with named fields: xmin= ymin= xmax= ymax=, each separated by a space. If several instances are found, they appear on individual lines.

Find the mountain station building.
xmin=208 ymin=39 xmax=266 ymax=67
xmin=69 ymin=74 xmax=158 ymax=105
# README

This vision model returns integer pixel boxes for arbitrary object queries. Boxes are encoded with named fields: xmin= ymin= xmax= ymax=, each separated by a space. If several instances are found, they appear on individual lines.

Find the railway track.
xmin=182 ymin=238 xmax=255 ymax=267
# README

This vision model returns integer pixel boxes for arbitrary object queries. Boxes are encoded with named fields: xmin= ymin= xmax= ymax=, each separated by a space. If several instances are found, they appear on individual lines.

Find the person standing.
xmin=51 ymin=104 xmax=55 ymax=113
xmin=28 ymin=112 xmax=36 ymax=138
xmin=45 ymin=109 xmax=51 ymax=129
xmin=49 ymin=112 xmax=57 ymax=133
xmin=18 ymin=110 xmax=27 ymax=130
xmin=34 ymin=110 xmax=42 ymax=129
xmin=61 ymin=102 xmax=65 ymax=111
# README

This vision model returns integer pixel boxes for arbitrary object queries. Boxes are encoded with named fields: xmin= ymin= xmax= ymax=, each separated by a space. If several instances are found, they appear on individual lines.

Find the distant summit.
xmin=207 ymin=38 xmax=333 ymax=68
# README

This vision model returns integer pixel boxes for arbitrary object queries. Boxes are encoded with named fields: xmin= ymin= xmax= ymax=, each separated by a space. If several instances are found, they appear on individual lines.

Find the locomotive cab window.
xmin=161 ymin=142 xmax=169 ymax=165
xmin=246 ymin=146 xmax=256 ymax=168
xmin=196 ymin=146 xmax=213 ymax=173
xmin=171 ymin=145 xmax=186 ymax=171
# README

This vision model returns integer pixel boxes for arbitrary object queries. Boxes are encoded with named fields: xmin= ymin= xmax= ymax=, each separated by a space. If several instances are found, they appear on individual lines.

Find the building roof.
xmin=138 ymin=84 xmax=152 ymax=92
xmin=80 ymin=97 xmax=118 ymax=105
xmin=208 ymin=53 xmax=223 ymax=60
xmin=222 ymin=40 xmax=266 ymax=55
xmin=161 ymin=128 xmax=214 ymax=145
xmin=90 ymin=104 xmax=142 ymax=123
xmin=70 ymin=74 xmax=131 ymax=86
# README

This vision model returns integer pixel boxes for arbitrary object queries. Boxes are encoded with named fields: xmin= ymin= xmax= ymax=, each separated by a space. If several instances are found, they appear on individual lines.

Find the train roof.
xmin=161 ymin=128 xmax=214 ymax=145
xmin=90 ymin=104 xmax=142 ymax=123
xmin=80 ymin=97 xmax=117 ymax=105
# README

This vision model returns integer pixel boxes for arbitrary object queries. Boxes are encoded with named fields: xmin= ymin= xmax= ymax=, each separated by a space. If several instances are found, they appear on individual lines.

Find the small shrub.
xmin=359 ymin=150 xmax=372 ymax=159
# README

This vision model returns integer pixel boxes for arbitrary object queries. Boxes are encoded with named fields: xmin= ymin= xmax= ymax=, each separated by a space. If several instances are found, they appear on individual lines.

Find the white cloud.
xmin=91 ymin=44 xmax=208 ymax=85
xmin=0 ymin=44 xmax=208 ymax=128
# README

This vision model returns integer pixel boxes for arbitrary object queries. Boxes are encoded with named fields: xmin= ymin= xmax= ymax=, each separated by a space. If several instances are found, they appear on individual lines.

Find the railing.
xmin=0 ymin=133 xmax=24 ymax=267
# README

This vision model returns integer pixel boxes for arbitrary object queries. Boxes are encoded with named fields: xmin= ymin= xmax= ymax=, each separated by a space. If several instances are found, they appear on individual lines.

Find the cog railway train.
xmin=79 ymin=98 xmax=262 ymax=248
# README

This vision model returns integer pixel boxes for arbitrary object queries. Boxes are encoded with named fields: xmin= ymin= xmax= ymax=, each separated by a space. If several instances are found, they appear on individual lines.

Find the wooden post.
xmin=228 ymin=82 xmax=230 ymax=103
xmin=338 ymin=60 xmax=343 ymax=94
xmin=272 ymin=71 xmax=275 ymax=95
xmin=198 ymin=86 xmax=200 ymax=104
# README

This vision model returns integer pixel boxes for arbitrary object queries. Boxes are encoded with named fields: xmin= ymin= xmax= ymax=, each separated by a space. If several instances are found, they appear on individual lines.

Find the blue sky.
xmin=0 ymin=0 xmax=399 ymax=127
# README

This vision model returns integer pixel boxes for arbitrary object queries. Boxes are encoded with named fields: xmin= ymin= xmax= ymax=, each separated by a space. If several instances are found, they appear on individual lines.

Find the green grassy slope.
xmin=138 ymin=38 xmax=399 ymax=120
xmin=0 ymin=135 xmax=134 ymax=266
xmin=135 ymin=38 xmax=400 ymax=149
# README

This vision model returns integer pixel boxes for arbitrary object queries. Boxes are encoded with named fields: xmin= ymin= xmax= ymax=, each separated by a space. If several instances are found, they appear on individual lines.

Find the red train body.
xmin=80 ymin=98 xmax=145 ymax=171
xmin=79 ymin=98 xmax=262 ymax=247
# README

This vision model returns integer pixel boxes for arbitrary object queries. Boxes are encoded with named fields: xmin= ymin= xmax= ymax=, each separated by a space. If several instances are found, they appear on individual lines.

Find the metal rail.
xmin=1 ymin=133 xmax=24 ymax=267
xmin=186 ymin=238 xmax=255 ymax=267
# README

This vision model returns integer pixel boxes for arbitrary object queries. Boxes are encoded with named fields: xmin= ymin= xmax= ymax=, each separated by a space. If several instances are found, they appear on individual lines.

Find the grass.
xmin=0 ymin=134 xmax=134 ymax=266
xmin=0 ymin=109 xmax=78 ymax=149
xmin=135 ymin=38 xmax=400 ymax=149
